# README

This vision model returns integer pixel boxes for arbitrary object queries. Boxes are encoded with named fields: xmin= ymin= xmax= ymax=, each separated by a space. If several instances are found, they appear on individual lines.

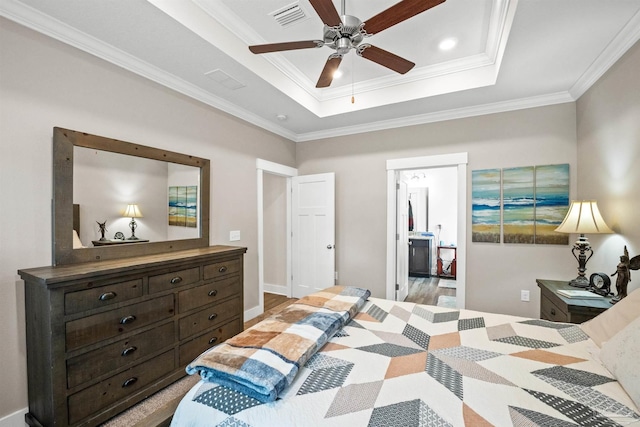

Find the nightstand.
xmin=537 ymin=279 xmax=611 ymax=323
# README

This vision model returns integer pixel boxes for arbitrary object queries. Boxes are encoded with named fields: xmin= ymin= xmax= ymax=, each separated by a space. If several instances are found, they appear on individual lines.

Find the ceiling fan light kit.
xmin=248 ymin=0 xmax=446 ymax=88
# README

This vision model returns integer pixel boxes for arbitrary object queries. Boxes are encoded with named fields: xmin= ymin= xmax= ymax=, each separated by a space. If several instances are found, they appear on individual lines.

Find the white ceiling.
xmin=2 ymin=0 xmax=640 ymax=142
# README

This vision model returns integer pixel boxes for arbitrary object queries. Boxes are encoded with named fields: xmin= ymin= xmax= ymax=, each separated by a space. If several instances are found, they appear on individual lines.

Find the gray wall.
xmin=576 ymin=40 xmax=640 ymax=292
xmin=0 ymin=18 xmax=296 ymax=419
xmin=1 ymin=14 xmax=638 ymax=423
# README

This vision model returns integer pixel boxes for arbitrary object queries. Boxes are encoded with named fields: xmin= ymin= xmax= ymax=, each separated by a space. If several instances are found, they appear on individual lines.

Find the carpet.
xmin=101 ymin=374 xmax=199 ymax=426
xmin=437 ymin=295 xmax=457 ymax=308
xmin=438 ymin=279 xmax=457 ymax=289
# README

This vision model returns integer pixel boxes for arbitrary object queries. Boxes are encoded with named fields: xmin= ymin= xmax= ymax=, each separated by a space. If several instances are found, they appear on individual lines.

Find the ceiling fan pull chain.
xmin=351 ymin=52 xmax=355 ymax=104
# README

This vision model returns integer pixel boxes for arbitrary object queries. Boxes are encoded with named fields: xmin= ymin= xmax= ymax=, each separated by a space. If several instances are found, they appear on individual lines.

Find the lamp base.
xmin=568 ymin=276 xmax=590 ymax=288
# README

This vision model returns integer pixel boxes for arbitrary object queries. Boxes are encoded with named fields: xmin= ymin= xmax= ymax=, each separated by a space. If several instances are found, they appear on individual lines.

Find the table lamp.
xmin=123 ymin=204 xmax=143 ymax=240
xmin=554 ymin=200 xmax=613 ymax=287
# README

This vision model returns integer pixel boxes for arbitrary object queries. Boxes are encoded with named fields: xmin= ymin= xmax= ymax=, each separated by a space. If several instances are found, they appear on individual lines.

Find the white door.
xmin=396 ymin=179 xmax=409 ymax=301
xmin=292 ymin=173 xmax=335 ymax=298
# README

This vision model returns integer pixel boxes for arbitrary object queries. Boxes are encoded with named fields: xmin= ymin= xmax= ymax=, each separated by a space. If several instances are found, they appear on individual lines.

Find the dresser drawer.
xmin=65 ymin=279 xmax=143 ymax=315
xmin=67 ymin=350 xmax=174 ymax=424
xmin=540 ymin=294 xmax=568 ymax=322
xmin=203 ymin=258 xmax=240 ymax=280
xmin=179 ymin=276 xmax=240 ymax=313
xmin=149 ymin=267 xmax=200 ymax=294
xmin=179 ymin=318 xmax=243 ymax=366
xmin=179 ymin=296 xmax=242 ymax=340
xmin=66 ymin=322 xmax=175 ymax=389
xmin=65 ymin=295 xmax=174 ymax=352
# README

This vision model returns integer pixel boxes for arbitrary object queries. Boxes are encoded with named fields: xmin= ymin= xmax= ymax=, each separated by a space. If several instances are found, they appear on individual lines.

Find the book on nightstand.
xmin=557 ymin=289 xmax=604 ymax=299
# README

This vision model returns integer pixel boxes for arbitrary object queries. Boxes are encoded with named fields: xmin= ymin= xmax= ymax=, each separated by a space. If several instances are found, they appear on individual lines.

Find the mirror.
xmin=53 ymin=127 xmax=210 ymax=265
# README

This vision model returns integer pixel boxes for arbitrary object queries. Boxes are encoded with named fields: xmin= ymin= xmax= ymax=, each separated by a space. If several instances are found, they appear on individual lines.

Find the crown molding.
xmin=1 ymin=0 xmax=634 ymax=144
xmin=569 ymin=9 xmax=640 ymax=99
xmin=0 ymin=0 xmax=297 ymax=141
xmin=295 ymin=91 xmax=574 ymax=142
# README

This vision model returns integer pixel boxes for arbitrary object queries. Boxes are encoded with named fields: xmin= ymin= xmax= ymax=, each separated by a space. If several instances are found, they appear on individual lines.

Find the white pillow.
xmin=72 ymin=230 xmax=86 ymax=249
xmin=600 ymin=315 xmax=640 ymax=409
xmin=580 ymin=288 xmax=640 ymax=347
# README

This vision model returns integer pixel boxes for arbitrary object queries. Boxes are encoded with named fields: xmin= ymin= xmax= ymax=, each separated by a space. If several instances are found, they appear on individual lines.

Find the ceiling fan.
xmin=248 ymin=0 xmax=446 ymax=88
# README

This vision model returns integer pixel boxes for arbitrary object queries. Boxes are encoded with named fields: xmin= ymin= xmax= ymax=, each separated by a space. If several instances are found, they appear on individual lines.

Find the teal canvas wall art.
xmin=472 ymin=169 xmax=501 ymax=243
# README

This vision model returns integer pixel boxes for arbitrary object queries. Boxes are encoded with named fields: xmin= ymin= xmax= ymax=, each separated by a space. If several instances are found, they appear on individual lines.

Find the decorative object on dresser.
xmin=123 ymin=204 xmax=143 ymax=240
xmin=97 ymin=220 xmax=108 ymax=241
xmin=589 ymin=272 xmax=612 ymax=296
xmin=537 ymin=279 xmax=611 ymax=323
xmin=554 ymin=200 xmax=614 ymax=287
xmin=611 ymin=245 xmax=640 ymax=304
xmin=19 ymin=246 xmax=246 ymax=427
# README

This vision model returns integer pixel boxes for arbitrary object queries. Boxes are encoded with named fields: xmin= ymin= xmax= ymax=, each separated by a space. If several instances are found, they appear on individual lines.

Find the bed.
xmin=171 ymin=286 xmax=640 ymax=426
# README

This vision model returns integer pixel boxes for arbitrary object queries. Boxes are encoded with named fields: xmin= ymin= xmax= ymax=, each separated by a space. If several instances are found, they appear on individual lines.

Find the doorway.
xmin=256 ymin=160 xmax=336 ymax=318
xmin=386 ymin=153 xmax=468 ymax=308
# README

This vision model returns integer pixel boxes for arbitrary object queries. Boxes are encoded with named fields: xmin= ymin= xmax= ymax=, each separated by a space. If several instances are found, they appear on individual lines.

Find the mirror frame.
xmin=53 ymin=127 xmax=210 ymax=265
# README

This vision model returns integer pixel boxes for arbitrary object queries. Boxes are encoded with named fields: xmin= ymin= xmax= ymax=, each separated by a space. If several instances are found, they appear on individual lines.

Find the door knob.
xmin=327 ymin=245 xmax=334 ymax=249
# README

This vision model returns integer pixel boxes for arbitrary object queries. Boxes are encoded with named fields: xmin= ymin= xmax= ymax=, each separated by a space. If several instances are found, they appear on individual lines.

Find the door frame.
xmin=256 ymin=159 xmax=297 ymax=319
xmin=386 ymin=153 xmax=468 ymax=307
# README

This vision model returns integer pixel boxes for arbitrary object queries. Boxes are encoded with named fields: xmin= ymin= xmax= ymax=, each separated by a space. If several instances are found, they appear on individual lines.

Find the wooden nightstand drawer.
xmin=65 ymin=295 xmax=174 ymax=351
xmin=537 ymin=279 xmax=611 ymax=324
xmin=65 ymin=278 xmax=143 ymax=315
xmin=540 ymin=294 xmax=568 ymax=322
xmin=67 ymin=350 xmax=174 ymax=424
xmin=179 ymin=276 xmax=240 ymax=313
xmin=179 ymin=296 xmax=242 ymax=340
xmin=66 ymin=321 xmax=174 ymax=389
xmin=149 ymin=267 xmax=200 ymax=294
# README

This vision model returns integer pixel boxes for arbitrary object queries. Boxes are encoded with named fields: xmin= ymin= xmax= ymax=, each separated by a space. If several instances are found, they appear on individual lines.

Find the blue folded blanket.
xmin=186 ymin=286 xmax=370 ymax=402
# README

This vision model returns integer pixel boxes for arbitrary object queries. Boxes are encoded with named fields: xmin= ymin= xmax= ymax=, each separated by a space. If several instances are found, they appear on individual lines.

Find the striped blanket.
xmin=185 ymin=286 xmax=371 ymax=402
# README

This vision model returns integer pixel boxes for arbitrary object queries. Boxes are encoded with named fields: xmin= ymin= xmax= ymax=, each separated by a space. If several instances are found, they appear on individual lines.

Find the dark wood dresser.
xmin=19 ymin=245 xmax=246 ymax=427
xmin=537 ymin=278 xmax=611 ymax=324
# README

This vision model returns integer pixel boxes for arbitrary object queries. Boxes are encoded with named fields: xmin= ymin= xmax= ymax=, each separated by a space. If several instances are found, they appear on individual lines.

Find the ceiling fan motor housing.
xmin=324 ymin=15 xmax=365 ymax=54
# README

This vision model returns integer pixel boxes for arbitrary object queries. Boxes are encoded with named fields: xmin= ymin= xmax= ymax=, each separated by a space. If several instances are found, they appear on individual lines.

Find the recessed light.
xmin=276 ymin=114 xmax=288 ymax=121
xmin=333 ymin=69 xmax=343 ymax=79
xmin=438 ymin=37 xmax=458 ymax=51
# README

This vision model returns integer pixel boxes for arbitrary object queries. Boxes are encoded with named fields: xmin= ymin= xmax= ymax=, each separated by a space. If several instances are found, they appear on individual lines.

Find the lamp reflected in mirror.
xmin=555 ymin=200 xmax=613 ymax=287
xmin=123 ymin=204 xmax=143 ymax=240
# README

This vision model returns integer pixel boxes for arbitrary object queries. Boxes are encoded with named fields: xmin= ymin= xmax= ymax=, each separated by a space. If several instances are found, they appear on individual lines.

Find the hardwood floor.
xmin=405 ymin=276 xmax=456 ymax=305
xmin=244 ymin=293 xmax=297 ymax=329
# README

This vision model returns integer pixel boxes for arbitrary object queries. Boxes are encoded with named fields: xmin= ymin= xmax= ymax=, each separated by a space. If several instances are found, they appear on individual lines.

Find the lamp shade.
xmin=123 ymin=204 xmax=143 ymax=218
xmin=555 ymin=200 xmax=613 ymax=234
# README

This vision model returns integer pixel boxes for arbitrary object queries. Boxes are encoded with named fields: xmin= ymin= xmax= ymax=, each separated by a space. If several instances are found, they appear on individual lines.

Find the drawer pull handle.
xmin=99 ymin=291 xmax=117 ymax=301
xmin=170 ymin=276 xmax=183 ymax=285
xmin=550 ymin=308 xmax=556 ymax=316
xmin=208 ymin=289 xmax=218 ymax=297
xmin=120 ymin=315 xmax=137 ymax=325
xmin=121 ymin=346 xmax=137 ymax=357
xmin=209 ymin=337 xmax=218 ymax=345
xmin=218 ymin=266 xmax=227 ymax=273
xmin=122 ymin=377 xmax=138 ymax=388
xmin=208 ymin=313 xmax=218 ymax=321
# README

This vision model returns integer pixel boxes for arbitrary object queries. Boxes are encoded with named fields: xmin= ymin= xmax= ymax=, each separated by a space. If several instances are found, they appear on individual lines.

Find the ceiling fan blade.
xmin=316 ymin=54 xmax=343 ymax=88
xmin=358 ymin=44 xmax=415 ymax=74
xmin=249 ymin=40 xmax=323 ymax=54
xmin=309 ymin=0 xmax=342 ymax=26
xmin=364 ymin=0 xmax=445 ymax=35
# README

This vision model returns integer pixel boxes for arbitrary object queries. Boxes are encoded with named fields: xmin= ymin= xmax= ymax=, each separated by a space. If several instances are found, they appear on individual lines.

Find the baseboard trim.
xmin=263 ymin=283 xmax=287 ymax=295
xmin=244 ymin=305 xmax=262 ymax=322
xmin=0 ymin=407 xmax=27 ymax=427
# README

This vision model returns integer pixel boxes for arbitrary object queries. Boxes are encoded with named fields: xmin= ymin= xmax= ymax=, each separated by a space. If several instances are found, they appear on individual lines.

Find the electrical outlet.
xmin=520 ymin=290 xmax=530 ymax=302
xmin=229 ymin=230 xmax=241 ymax=241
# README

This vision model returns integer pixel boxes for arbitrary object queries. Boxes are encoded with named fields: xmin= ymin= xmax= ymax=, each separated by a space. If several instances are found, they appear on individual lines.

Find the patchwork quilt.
xmin=171 ymin=297 xmax=640 ymax=427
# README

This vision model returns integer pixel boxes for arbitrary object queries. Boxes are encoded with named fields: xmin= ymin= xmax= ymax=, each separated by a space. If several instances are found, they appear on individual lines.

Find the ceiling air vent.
xmin=204 ymin=69 xmax=245 ymax=90
xmin=270 ymin=2 xmax=308 ymax=27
